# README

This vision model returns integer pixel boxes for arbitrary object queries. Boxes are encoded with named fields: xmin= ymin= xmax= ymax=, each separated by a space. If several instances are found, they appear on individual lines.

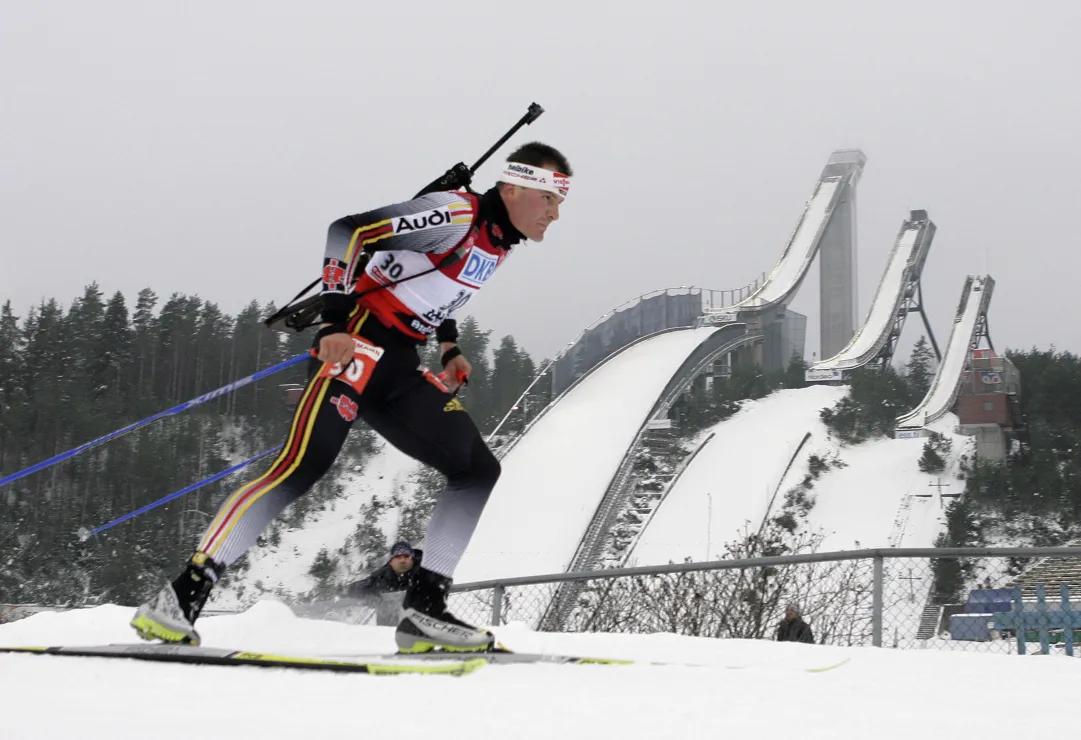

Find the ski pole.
xmin=0 ymin=353 xmax=307 ymax=489
xmin=76 ymin=446 xmax=282 ymax=541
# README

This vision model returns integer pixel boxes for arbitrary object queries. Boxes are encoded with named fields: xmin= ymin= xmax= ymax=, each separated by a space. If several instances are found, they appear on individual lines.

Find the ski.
xmin=1 ymin=642 xmax=849 ymax=675
xmin=320 ymin=646 xmax=635 ymax=666
xmin=0 ymin=643 xmax=485 ymax=676
xmin=395 ymin=649 xmax=634 ymax=666
xmin=328 ymin=648 xmax=851 ymax=673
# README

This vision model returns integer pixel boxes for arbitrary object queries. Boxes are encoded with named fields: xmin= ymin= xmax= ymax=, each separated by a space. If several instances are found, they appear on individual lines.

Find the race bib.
xmin=318 ymin=337 xmax=385 ymax=395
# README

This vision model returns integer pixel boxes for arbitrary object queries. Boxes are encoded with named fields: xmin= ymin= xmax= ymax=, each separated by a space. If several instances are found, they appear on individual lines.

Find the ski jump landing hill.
xmin=457 ymin=149 xmax=931 ymax=626
xmin=894 ymin=274 xmax=996 ymax=438
xmin=804 ymin=212 xmax=940 ymax=382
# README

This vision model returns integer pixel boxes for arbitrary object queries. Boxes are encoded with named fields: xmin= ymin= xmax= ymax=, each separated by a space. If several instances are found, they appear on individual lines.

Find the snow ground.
xmin=798 ymin=412 xmax=970 ymax=553
xmin=2 ymin=603 xmax=1077 ymax=739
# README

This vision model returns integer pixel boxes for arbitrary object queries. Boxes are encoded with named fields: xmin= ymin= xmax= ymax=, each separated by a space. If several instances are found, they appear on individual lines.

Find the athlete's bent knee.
xmin=471 ymin=441 xmax=501 ymax=490
xmin=446 ymin=438 xmax=500 ymax=492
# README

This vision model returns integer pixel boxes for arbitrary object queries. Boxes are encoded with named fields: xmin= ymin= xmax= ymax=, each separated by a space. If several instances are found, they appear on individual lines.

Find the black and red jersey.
xmin=320 ymin=187 xmax=523 ymax=341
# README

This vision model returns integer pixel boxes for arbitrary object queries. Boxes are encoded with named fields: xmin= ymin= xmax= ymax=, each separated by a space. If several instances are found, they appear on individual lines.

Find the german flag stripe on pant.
xmin=196 ymin=310 xmax=371 ymax=565
xmin=197 ymin=371 xmax=332 ymax=561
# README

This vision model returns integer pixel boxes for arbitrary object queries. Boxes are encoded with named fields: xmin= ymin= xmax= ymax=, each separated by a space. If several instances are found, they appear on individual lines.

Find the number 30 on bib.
xmin=319 ymin=337 xmax=385 ymax=395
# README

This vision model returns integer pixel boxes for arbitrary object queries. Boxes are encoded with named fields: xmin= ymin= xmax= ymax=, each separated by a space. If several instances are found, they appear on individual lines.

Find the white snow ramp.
xmin=455 ymin=327 xmax=720 ymax=583
xmin=897 ymin=275 xmax=994 ymax=430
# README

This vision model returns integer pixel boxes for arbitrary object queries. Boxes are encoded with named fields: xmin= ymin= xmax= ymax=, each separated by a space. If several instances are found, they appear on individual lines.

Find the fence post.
xmin=1062 ymin=585 xmax=1074 ymax=658
xmin=491 ymin=584 xmax=504 ymax=626
xmin=872 ymin=554 xmax=884 ymax=647
xmin=1012 ymin=587 xmax=1026 ymax=656
xmin=1036 ymin=584 xmax=1049 ymax=655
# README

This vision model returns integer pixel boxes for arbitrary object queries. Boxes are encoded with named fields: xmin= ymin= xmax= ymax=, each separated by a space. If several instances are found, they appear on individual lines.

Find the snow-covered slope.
xmin=455 ymin=327 xmax=720 ymax=583
xmin=629 ymin=386 xmax=845 ymax=563
xmin=627 ymin=386 xmax=970 ymax=567
xmin=211 ymin=439 xmax=422 ymax=610
xmin=2 ymin=605 xmax=1077 ymax=739
xmin=799 ymin=413 xmax=970 ymax=553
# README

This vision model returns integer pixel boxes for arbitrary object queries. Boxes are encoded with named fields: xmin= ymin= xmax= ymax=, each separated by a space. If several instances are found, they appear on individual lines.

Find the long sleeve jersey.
xmin=320 ymin=187 xmax=524 ymax=341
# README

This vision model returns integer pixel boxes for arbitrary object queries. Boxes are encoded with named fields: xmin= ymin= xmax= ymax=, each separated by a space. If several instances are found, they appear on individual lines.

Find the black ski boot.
xmin=130 ymin=553 xmax=222 ymax=646
xmin=395 ymin=567 xmax=495 ymax=653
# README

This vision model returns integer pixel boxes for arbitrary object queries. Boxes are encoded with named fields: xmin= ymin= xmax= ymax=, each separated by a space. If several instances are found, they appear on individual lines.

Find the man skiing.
xmin=131 ymin=142 xmax=573 ymax=652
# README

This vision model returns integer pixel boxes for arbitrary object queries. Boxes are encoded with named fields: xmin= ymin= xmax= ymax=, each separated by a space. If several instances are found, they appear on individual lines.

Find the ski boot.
xmin=395 ymin=567 xmax=495 ymax=653
xmin=130 ymin=552 xmax=222 ymax=646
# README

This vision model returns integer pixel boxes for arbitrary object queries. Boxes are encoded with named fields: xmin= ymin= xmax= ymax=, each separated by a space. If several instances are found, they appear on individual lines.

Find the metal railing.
xmin=446 ymin=547 xmax=1081 ymax=654
xmin=8 ymin=547 xmax=1080 ymax=656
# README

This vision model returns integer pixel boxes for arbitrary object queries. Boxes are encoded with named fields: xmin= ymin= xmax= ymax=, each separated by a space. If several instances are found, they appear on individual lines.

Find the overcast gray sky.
xmin=2 ymin=0 xmax=1079 ymax=363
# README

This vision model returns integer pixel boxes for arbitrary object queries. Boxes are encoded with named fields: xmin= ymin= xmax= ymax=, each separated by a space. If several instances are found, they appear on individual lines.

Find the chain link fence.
xmin=6 ymin=547 xmax=1080 ymax=656
xmin=447 ymin=547 xmax=1081 ymax=655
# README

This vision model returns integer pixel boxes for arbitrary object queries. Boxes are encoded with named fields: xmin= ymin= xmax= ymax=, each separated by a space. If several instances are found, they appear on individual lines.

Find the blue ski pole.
xmin=76 ymin=446 xmax=282 ymax=541
xmin=0 ymin=353 xmax=307 ymax=490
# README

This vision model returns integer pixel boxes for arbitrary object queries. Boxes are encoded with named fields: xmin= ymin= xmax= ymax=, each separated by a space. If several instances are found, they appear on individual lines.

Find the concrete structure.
xmin=817 ymin=149 xmax=866 ymax=359
xmin=763 ymin=309 xmax=807 ymax=372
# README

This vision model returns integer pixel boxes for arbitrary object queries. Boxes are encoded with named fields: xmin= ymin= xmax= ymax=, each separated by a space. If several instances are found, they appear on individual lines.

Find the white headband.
xmin=498 ymin=162 xmax=570 ymax=199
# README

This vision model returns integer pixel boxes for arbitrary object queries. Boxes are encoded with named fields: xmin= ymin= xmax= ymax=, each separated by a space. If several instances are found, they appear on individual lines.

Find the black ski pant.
xmin=196 ymin=309 xmax=500 ymax=579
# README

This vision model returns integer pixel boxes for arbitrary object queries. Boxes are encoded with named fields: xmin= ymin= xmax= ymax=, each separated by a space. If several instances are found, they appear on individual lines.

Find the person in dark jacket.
xmin=346 ymin=541 xmax=422 ymax=600
xmin=775 ymin=603 xmax=815 ymax=643
xmin=342 ymin=541 xmax=422 ymax=626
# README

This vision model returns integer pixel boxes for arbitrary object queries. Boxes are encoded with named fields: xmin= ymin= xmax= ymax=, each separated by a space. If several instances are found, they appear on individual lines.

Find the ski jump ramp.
xmin=895 ymin=275 xmax=995 ymax=437
xmin=454 ymin=327 xmax=730 ymax=584
xmin=805 ymin=211 xmax=937 ymax=382
xmin=702 ymin=149 xmax=865 ymax=329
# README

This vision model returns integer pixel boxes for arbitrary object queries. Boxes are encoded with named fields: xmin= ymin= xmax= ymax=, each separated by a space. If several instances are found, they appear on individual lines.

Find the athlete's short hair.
xmin=506 ymin=142 xmax=573 ymax=176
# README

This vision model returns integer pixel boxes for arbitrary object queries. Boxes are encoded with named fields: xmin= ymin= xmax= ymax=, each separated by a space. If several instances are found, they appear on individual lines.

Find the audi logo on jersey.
xmin=393 ymin=208 xmax=454 ymax=234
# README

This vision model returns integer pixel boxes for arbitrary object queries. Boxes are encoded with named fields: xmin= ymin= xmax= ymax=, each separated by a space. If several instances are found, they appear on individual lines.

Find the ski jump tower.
xmin=818 ymin=150 xmax=862 ymax=360
xmin=701 ymin=149 xmax=867 ymax=372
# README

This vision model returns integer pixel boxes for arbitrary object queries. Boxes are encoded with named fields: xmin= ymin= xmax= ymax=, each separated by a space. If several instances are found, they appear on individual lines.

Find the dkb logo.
xmin=459 ymin=250 xmax=498 ymax=288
